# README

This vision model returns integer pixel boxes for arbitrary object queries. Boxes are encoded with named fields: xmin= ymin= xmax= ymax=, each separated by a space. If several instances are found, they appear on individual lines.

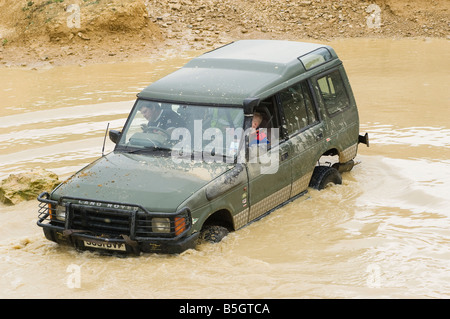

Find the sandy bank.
xmin=0 ymin=0 xmax=448 ymax=68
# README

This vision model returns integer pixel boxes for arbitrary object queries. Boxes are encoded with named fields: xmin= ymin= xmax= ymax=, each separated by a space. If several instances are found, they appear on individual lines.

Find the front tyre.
xmin=199 ymin=225 xmax=229 ymax=243
xmin=309 ymin=166 xmax=342 ymax=190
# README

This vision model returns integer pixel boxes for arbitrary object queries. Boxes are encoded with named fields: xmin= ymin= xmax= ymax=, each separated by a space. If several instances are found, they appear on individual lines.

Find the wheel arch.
xmin=202 ymin=209 xmax=235 ymax=231
xmin=322 ymin=147 xmax=339 ymax=157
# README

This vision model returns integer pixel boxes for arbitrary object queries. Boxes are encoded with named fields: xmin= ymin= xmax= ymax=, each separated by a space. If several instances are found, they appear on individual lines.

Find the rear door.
xmin=313 ymin=67 xmax=359 ymax=162
xmin=277 ymin=80 xmax=323 ymax=197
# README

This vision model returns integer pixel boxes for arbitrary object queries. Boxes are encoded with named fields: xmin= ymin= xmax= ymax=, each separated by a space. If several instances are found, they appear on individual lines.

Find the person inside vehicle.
xmin=140 ymin=102 xmax=182 ymax=132
xmin=249 ymin=112 xmax=270 ymax=146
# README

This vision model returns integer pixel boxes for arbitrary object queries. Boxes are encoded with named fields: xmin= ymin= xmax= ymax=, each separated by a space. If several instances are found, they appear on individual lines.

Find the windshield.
xmin=117 ymin=99 xmax=245 ymax=162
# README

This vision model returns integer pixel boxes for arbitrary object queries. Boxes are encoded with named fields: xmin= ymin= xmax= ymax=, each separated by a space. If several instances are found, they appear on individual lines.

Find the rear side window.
xmin=279 ymin=81 xmax=318 ymax=136
xmin=298 ymin=47 xmax=333 ymax=71
xmin=317 ymin=70 xmax=350 ymax=115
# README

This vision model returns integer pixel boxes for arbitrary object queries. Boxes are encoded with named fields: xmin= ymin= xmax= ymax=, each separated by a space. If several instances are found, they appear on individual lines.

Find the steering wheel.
xmin=132 ymin=125 xmax=171 ymax=148
xmin=144 ymin=126 xmax=171 ymax=139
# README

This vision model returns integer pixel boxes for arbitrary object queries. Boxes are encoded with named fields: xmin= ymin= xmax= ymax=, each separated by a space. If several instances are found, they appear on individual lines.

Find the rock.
xmin=77 ymin=32 xmax=90 ymax=40
xmin=0 ymin=169 xmax=60 ymax=205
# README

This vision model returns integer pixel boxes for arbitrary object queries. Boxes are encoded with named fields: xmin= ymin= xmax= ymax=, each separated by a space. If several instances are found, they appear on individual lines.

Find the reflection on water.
xmin=0 ymin=38 xmax=449 ymax=298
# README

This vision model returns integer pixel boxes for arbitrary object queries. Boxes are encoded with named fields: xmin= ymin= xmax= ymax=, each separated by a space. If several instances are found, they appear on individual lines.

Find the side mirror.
xmin=109 ymin=130 xmax=121 ymax=144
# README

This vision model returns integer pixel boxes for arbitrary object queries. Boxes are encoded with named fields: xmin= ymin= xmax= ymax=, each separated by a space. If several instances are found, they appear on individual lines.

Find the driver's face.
xmin=140 ymin=105 xmax=158 ymax=121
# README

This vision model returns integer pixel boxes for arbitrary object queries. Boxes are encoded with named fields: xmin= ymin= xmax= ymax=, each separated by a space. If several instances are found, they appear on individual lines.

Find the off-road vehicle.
xmin=37 ymin=40 xmax=369 ymax=254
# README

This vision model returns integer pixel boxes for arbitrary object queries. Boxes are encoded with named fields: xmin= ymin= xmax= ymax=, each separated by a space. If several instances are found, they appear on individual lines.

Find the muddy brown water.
xmin=0 ymin=38 xmax=449 ymax=299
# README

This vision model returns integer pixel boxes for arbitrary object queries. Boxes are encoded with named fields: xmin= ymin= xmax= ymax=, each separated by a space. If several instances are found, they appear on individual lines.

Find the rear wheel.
xmin=309 ymin=166 xmax=342 ymax=190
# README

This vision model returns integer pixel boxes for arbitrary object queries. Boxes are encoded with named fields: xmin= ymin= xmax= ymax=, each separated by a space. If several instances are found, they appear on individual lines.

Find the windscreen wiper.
xmin=120 ymin=146 xmax=172 ymax=154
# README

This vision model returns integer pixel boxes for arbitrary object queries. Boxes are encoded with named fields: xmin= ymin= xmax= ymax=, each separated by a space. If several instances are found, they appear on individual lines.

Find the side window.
xmin=317 ymin=70 xmax=350 ymax=115
xmin=252 ymin=96 xmax=281 ymax=147
xmin=258 ymin=97 xmax=281 ymax=127
xmin=279 ymin=81 xmax=318 ymax=136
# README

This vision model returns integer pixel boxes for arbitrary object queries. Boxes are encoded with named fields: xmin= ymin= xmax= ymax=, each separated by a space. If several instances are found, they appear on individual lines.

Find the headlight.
xmin=152 ymin=218 xmax=170 ymax=233
xmin=55 ymin=204 xmax=66 ymax=221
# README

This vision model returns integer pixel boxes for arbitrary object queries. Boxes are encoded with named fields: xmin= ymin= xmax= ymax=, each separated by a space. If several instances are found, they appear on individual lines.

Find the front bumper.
xmin=41 ymin=226 xmax=199 ymax=254
xmin=37 ymin=192 xmax=198 ymax=255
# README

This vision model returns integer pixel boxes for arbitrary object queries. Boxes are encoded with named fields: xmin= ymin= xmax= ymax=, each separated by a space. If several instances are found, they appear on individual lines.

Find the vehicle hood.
xmin=52 ymin=152 xmax=233 ymax=212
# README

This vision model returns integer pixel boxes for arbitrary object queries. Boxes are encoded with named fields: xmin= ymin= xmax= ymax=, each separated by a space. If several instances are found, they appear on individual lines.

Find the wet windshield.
xmin=117 ymin=99 xmax=245 ymax=161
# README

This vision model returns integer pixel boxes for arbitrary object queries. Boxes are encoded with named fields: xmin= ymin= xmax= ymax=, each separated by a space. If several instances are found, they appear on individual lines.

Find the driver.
xmin=139 ymin=102 xmax=182 ymax=131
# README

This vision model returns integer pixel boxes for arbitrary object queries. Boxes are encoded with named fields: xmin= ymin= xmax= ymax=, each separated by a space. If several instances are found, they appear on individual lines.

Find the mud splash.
xmin=0 ymin=38 xmax=449 ymax=298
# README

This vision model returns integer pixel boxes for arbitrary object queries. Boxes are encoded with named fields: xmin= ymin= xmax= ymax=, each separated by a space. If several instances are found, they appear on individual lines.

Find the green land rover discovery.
xmin=37 ymin=40 xmax=369 ymax=254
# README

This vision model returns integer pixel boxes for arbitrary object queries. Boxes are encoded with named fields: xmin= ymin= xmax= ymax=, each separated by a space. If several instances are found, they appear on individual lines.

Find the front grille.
xmin=68 ymin=203 xmax=191 ymax=239
xmin=37 ymin=192 xmax=192 ymax=240
xmin=71 ymin=205 xmax=133 ymax=236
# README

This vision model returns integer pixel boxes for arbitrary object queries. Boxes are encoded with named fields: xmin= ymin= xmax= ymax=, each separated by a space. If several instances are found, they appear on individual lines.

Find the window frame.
xmin=250 ymin=95 xmax=283 ymax=149
xmin=115 ymin=98 xmax=246 ymax=161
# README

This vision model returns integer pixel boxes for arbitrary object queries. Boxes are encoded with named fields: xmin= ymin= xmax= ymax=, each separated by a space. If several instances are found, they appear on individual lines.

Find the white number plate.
xmin=84 ymin=240 xmax=126 ymax=251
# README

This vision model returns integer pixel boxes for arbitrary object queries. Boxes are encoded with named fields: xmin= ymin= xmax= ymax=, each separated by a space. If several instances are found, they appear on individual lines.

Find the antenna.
xmin=102 ymin=122 xmax=110 ymax=157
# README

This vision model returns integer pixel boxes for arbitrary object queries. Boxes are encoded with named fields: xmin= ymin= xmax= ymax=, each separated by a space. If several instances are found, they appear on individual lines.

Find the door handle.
xmin=281 ymin=152 xmax=289 ymax=161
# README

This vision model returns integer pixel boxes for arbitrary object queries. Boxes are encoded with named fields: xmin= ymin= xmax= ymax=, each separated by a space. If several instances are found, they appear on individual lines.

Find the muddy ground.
xmin=0 ymin=0 xmax=448 ymax=68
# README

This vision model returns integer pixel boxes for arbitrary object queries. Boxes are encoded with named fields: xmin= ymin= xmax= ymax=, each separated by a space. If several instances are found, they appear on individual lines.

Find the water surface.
xmin=1 ymin=38 xmax=449 ymax=298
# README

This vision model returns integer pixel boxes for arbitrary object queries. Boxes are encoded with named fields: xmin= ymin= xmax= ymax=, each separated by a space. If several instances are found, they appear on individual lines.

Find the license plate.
xmin=84 ymin=240 xmax=126 ymax=251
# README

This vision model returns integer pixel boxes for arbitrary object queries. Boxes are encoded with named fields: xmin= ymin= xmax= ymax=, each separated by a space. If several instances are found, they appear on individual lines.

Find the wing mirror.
xmin=109 ymin=130 xmax=121 ymax=144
